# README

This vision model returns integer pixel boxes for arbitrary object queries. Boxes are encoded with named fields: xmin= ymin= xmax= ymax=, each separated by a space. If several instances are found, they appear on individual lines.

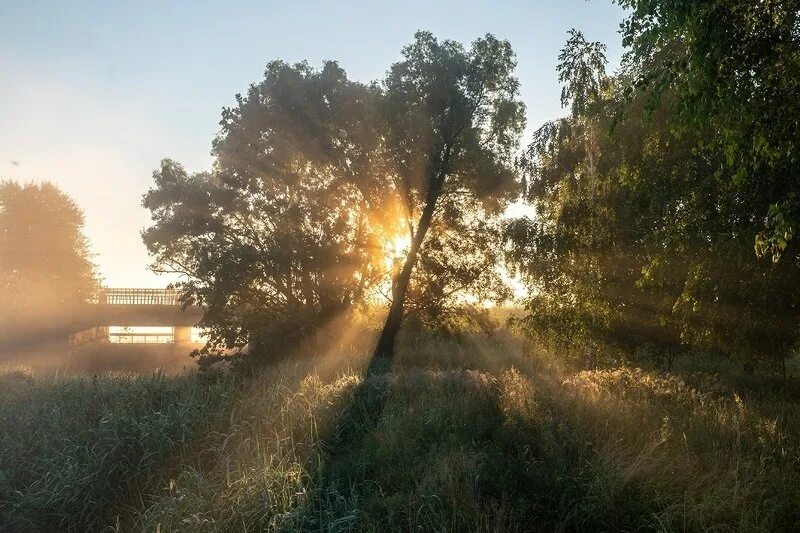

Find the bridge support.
xmin=173 ymin=326 xmax=192 ymax=344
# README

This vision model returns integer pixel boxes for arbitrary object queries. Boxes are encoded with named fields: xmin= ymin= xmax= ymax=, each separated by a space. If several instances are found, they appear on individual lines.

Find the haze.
xmin=1 ymin=0 xmax=624 ymax=286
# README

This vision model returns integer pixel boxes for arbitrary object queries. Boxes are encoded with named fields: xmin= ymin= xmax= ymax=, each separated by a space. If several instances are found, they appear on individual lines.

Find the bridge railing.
xmin=101 ymin=288 xmax=182 ymax=306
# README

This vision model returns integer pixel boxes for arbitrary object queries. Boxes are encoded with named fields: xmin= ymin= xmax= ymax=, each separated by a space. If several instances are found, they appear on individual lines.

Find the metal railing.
xmin=109 ymin=332 xmax=175 ymax=344
xmin=101 ymin=288 xmax=181 ymax=306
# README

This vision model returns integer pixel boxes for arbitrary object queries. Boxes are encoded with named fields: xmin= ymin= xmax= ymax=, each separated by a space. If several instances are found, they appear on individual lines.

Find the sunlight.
xmin=384 ymin=233 xmax=412 ymax=271
xmin=503 ymin=201 xmax=535 ymax=219
xmin=190 ymin=327 xmax=209 ymax=344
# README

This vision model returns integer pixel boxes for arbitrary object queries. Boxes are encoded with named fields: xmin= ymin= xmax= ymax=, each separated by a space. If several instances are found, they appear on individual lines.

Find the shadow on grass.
xmin=282 ymin=346 xmax=664 ymax=532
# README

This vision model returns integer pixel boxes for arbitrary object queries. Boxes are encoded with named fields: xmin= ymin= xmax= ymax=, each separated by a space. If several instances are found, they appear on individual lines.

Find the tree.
xmin=558 ymin=29 xmax=608 ymax=117
xmin=401 ymin=191 xmax=513 ymax=338
xmin=615 ymin=0 xmax=800 ymax=262
xmin=144 ymin=35 xmax=524 ymax=367
xmin=143 ymin=61 xmax=388 ymax=365
xmin=507 ymin=25 xmax=800 ymax=373
xmin=0 ymin=181 xmax=98 ymax=342
xmin=373 ymin=32 xmax=525 ymax=361
xmin=557 ymin=29 xmax=607 ymax=181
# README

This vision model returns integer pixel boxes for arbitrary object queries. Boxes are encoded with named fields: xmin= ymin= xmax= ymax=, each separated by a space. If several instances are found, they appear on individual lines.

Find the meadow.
xmin=2 ymin=332 xmax=799 ymax=532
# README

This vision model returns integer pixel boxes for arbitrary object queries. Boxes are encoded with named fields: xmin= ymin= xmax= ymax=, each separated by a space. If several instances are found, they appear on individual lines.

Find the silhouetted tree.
xmin=0 ymin=181 xmax=98 ymax=342
xmin=144 ymin=35 xmax=525 ymax=367
xmin=373 ymin=32 xmax=525 ymax=361
xmin=143 ymin=61 xmax=388 ymax=365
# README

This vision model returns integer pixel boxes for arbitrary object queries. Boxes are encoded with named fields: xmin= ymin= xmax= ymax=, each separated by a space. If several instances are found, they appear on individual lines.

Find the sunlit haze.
xmin=1 ymin=0 xmax=623 ymax=287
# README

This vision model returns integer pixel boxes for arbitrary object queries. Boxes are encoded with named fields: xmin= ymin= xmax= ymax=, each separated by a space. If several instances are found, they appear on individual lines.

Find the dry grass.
xmin=2 ymin=335 xmax=799 ymax=531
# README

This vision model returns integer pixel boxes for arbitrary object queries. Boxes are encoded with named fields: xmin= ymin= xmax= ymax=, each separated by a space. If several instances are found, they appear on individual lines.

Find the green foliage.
xmin=508 ymin=15 xmax=800 ymax=371
xmin=0 ymin=367 xmax=234 ymax=531
xmin=557 ymin=29 xmax=608 ymax=117
xmin=616 ymin=0 xmax=800 ymax=261
xmin=5 ymin=342 xmax=800 ymax=531
xmin=382 ymin=31 xmax=525 ymax=207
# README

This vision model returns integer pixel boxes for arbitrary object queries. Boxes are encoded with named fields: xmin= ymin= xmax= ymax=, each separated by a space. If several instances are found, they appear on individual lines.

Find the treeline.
xmin=141 ymin=0 xmax=799 ymax=373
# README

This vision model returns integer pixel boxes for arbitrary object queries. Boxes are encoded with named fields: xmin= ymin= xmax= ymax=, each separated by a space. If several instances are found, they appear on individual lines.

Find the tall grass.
xmin=2 ymin=336 xmax=800 ymax=531
xmin=0 ymin=365 xmax=235 ymax=531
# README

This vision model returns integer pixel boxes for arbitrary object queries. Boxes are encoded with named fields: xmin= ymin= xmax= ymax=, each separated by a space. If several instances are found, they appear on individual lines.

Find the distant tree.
xmin=373 ymin=32 xmax=525 ymax=361
xmin=0 ymin=181 xmax=98 ymax=334
xmin=142 ymin=61 xmax=387 ymax=366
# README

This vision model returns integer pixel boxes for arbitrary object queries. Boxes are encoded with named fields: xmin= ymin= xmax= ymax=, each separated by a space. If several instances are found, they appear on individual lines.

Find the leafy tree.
xmin=373 ymin=31 xmax=525 ymax=360
xmin=508 ymin=27 xmax=800 ymax=373
xmin=615 ymin=0 xmax=800 ymax=261
xmin=144 ymin=35 xmax=524 ymax=366
xmin=402 ymin=192 xmax=513 ymax=338
xmin=0 ymin=181 xmax=98 ymax=341
xmin=143 ymin=61 xmax=387 ymax=365
xmin=558 ymin=29 xmax=608 ymax=117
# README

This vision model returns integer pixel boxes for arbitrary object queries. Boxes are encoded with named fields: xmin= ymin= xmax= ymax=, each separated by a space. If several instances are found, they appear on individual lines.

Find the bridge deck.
xmin=87 ymin=288 xmax=202 ymax=327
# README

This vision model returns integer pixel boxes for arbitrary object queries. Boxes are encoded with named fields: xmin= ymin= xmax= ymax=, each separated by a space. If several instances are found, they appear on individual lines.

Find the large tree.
xmin=373 ymin=32 xmax=525 ymax=360
xmin=144 ymin=35 xmax=525 ymax=366
xmin=615 ymin=0 xmax=800 ymax=262
xmin=143 ymin=61 xmax=387 ymax=364
xmin=507 ymin=26 xmax=800 ymax=373
xmin=0 ymin=181 xmax=98 ymax=343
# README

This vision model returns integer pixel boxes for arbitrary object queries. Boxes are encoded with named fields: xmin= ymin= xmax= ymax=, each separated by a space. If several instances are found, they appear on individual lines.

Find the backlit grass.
xmin=2 ymin=337 xmax=799 ymax=531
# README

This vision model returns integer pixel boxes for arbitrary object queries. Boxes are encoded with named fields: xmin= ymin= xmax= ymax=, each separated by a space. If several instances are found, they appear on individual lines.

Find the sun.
xmin=384 ymin=233 xmax=412 ymax=270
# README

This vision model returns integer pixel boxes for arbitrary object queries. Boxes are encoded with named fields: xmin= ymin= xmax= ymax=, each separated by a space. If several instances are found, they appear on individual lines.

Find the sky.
xmin=1 ymin=0 xmax=627 ymax=287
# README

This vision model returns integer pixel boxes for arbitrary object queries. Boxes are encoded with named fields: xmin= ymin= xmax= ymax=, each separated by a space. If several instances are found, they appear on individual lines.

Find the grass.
xmin=0 ymin=365 xmax=236 ymax=531
xmin=2 ymin=334 xmax=800 ymax=531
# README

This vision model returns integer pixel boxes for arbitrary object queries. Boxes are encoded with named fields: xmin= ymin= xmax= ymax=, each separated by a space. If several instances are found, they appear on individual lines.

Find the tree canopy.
xmin=142 ymin=34 xmax=526 ymax=365
xmin=616 ymin=0 xmax=800 ymax=261
xmin=143 ymin=61 xmax=387 ymax=364
xmin=507 ymin=7 xmax=800 ymax=373
xmin=143 ymin=14 xmax=800 ymax=375
xmin=373 ymin=31 xmax=525 ymax=359
xmin=0 ymin=181 xmax=98 ymax=343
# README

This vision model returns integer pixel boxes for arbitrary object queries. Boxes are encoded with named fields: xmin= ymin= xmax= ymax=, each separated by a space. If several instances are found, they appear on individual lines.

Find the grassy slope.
xmin=2 ymin=337 xmax=799 ymax=532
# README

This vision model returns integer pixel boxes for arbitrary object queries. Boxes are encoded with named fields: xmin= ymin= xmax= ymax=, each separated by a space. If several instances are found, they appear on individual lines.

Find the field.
xmin=2 ymin=334 xmax=800 ymax=532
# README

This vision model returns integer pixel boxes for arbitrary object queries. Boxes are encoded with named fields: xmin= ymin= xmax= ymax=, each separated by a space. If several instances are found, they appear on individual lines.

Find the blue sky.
xmin=1 ymin=0 xmax=627 ymax=286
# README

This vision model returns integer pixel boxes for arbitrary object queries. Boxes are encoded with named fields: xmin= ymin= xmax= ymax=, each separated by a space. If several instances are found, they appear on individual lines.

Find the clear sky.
xmin=1 ymin=0 xmax=626 ymax=287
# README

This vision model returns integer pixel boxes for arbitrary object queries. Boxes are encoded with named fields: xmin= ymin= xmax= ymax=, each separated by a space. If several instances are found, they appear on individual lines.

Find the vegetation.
xmin=506 ymin=1 xmax=800 ymax=375
xmin=0 ymin=181 xmax=99 ymax=351
xmin=372 ymin=31 xmax=524 ymax=360
xmin=616 ymin=0 xmax=800 ymax=262
xmin=142 ymin=32 xmax=524 ymax=365
xmin=4 ymin=1 xmax=800 ymax=530
xmin=0 ymin=365 xmax=235 ymax=531
xmin=143 ymin=62 xmax=387 ymax=364
xmin=3 ymin=336 xmax=800 ymax=531
xmin=142 ymin=4 xmax=800 ymax=375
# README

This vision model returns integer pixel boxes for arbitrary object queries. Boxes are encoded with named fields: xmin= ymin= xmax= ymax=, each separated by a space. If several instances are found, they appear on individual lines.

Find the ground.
xmin=2 ymin=333 xmax=799 ymax=532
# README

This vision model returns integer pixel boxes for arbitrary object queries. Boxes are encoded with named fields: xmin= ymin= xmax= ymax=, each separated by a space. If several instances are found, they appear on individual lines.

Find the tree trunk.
xmin=372 ymin=175 xmax=442 ymax=366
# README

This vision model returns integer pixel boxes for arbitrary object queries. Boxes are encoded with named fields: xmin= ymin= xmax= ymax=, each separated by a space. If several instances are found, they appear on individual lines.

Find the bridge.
xmin=69 ymin=288 xmax=204 ymax=348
